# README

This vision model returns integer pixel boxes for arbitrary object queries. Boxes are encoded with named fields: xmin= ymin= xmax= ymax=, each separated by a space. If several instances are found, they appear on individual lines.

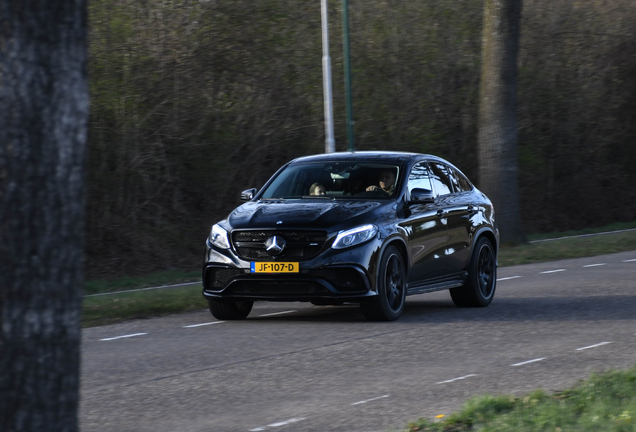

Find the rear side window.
xmin=445 ymin=165 xmax=473 ymax=192
xmin=429 ymin=162 xmax=453 ymax=196
xmin=449 ymin=166 xmax=473 ymax=192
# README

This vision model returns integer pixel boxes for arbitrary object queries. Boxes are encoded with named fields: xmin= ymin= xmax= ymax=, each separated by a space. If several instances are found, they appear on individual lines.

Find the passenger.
xmin=309 ymin=182 xmax=326 ymax=196
xmin=366 ymin=169 xmax=396 ymax=195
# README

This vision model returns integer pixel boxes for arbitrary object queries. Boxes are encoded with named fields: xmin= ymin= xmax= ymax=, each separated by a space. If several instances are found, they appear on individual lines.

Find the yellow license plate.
xmin=250 ymin=262 xmax=299 ymax=273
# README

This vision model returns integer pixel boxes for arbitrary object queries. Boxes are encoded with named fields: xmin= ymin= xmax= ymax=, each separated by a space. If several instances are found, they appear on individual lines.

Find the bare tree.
xmin=80 ymin=0 xmax=636 ymax=276
xmin=478 ymin=0 xmax=526 ymax=243
xmin=0 ymin=1 xmax=88 ymax=431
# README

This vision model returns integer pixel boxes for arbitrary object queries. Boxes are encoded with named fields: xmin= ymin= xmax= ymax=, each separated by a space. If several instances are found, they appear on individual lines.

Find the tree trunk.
xmin=0 ymin=1 xmax=88 ymax=431
xmin=478 ymin=0 xmax=525 ymax=244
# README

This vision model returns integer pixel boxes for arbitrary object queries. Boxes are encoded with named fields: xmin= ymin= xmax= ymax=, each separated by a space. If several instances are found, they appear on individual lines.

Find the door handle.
xmin=436 ymin=209 xmax=446 ymax=217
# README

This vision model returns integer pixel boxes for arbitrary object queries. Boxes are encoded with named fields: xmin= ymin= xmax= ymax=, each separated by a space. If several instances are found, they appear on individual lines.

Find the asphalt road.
xmin=80 ymin=250 xmax=636 ymax=432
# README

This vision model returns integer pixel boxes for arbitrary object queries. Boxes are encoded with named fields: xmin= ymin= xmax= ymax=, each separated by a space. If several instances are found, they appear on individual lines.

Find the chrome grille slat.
xmin=232 ymin=230 xmax=327 ymax=261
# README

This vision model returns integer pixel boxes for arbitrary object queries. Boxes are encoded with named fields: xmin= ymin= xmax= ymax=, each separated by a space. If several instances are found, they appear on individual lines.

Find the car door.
xmin=401 ymin=161 xmax=452 ymax=285
xmin=429 ymin=162 xmax=473 ymax=275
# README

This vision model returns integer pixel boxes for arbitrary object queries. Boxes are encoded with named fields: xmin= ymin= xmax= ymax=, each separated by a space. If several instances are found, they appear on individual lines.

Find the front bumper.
xmin=202 ymin=237 xmax=381 ymax=302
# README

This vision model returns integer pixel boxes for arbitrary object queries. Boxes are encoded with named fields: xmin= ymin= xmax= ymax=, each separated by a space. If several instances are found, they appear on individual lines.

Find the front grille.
xmin=228 ymin=280 xmax=330 ymax=295
xmin=235 ymin=247 xmax=307 ymax=260
xmin=234 ymin=230 xmax=326 ymax=243
xmin=232 ymin=230 xmax=327 ymax=261
xmin=205 ymin=267 xmax=245 ymax=289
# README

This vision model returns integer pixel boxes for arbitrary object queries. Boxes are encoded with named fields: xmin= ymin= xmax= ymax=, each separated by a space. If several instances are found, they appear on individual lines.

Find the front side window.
xmin=407 ymin=162 xmax=433 ymax=194
xmin=259 ymin=162 xmax=401 ymax=199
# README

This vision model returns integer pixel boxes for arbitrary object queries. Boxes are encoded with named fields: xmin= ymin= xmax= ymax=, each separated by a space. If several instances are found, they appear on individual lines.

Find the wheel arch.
xmin=362 ymin=236 xmax=408 ymax=321
xmin=380 ymin=236 xmax=409 ymax=278
xmin=473 ymin=227 xmax=499 ymax=266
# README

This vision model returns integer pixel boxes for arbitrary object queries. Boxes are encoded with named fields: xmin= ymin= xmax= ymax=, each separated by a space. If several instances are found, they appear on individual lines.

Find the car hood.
xmin=228 ymin=199 xmax=383 ymax=230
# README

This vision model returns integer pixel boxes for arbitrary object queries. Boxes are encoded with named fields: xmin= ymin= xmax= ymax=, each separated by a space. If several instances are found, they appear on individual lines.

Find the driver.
xmin=366 ymin=169 xmax=396 ymax=195
xmin=309 ymin=182 xmax=326 ymax=196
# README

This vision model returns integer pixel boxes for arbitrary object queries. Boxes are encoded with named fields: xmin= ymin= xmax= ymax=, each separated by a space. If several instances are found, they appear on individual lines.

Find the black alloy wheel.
xmin=360 ymin=245 xmax=406 ymax=321
xmin=208 ymin=299 xmax=254 ymax=320
xmin=450 ymin=237 xmax=496 ymax=307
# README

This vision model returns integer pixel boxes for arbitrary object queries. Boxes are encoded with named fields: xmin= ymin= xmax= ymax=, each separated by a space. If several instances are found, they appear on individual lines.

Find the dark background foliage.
xmin=86 ymin=0 xmax=636 ymax=278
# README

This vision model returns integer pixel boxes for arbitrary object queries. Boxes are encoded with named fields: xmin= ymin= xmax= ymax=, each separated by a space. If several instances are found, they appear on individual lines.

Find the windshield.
xmin=260 ymin=162 xmax=400 ymax=199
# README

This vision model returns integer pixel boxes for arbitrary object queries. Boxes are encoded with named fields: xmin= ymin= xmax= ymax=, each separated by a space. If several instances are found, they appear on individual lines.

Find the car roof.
xmin=289 ymin=151 xmax=440 ymax=164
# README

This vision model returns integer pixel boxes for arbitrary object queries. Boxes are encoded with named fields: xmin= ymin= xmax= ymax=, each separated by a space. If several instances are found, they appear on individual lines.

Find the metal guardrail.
xmin=528 ymin=228 xmax=636 ymax=243
xmin=84 ymin=281 xmax=201 ymax=298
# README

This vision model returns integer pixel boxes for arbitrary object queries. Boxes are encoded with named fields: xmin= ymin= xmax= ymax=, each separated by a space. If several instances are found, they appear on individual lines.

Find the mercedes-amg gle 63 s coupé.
xmin=203 ymin=152 xmax=499 ymax=321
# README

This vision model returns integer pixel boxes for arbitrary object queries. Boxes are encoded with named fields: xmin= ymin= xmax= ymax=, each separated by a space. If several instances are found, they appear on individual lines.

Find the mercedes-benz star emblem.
xmin=265 ymin=235 xmax=286 ymax=256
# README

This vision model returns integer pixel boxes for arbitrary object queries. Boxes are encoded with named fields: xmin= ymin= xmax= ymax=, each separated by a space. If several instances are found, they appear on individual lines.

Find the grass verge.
xmin=499 ymin=228 xmax=636 ymax=267
xmin=82 ymin=284 xmax=204 ymax=328
xmin=406 ymin=366 xmax=636 ymax=432
xmin=83 ymin=270 xmax=201 ymax=295
xmin=82 ymin=223 xmax=636 ymax=327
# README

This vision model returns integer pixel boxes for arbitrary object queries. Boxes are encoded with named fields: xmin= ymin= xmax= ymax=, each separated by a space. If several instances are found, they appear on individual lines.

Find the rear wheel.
xmin=208 ymin=299 xmax=253 ymax=320
xmin=360 ymin=245 xmax=406 ymax=321
xmin=450 ymin=237 xmax=496 ymax=307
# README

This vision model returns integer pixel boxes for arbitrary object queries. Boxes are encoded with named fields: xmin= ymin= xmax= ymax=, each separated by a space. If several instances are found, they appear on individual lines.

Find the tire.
xmin=208 ymin=299 xmax=253 ymax=320
xmin=360 ymin=245 xmax=406 ymax=321
xmin=450 ymin=237 xmax=497 ymax=307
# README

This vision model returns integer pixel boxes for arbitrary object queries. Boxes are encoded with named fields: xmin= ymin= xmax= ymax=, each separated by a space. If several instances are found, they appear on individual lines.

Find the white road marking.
xmin=258 ymin=310 xmax=296 ymax=317
xmin=511 ymin=358 xmax=546 ymax=367
xmin=351 ymin=394 xmax=390 ymax=405
xmin=497 ymin=276 xmax=522 ymax=281
xmin=268 ymin=418 xmax=306 ymax=427
xmin=183 ymin=321 xmax=225 ymax=328
xmin=623 ymin=259 xmax=636 ymax=262
xmin=582 ymin=263 xmax=606 ymax=268
xmin=540 ymin=269 xmax=566 ymax=274
xmin=437 ymin=374 xmax=477 ymax=384
xmin=100 ymin=333 xmax=147 ymax=341
xmin=576 ymin=341 xmax=612 ymax=351
xmin=249 ymin=417 xmax=307 ymax=430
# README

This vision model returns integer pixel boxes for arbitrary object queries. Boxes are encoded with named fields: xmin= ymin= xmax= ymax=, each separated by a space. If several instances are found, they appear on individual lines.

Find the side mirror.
xmin=240 ymin=188 xmax=258 ymax=201
xmin=408 ymin=188 xmax=434 ymax=204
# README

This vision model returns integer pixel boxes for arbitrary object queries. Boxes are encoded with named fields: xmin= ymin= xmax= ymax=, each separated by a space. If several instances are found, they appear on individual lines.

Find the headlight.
xmin=209 ymin=224 xmax=230 ymax=249
xmin=332 ymin=224 xmax=378 ymax=250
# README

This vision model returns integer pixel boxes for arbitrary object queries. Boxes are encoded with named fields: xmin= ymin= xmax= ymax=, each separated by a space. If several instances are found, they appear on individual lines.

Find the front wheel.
xmin=450 ymin=237 xmax=497 ymax=307
xmin=208 ymin=299 xmax=253 ymax=320
xmin=360 ymin=245 xmax=406 ymax=321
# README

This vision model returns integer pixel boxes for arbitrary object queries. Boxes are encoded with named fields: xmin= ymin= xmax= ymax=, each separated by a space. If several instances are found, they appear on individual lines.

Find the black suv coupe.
xmin=203 ymin=151 xmax=498 ymax=321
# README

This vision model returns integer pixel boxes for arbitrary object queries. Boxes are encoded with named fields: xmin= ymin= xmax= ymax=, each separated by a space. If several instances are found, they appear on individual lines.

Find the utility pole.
xmin=342 ymin=0 xmax=355 ymax=151
xmin=321 ymin=0 xmax=335 ymax=153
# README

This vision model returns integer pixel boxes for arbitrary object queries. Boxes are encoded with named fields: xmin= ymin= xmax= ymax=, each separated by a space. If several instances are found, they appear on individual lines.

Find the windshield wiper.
xmin=301 ymin=195 xmax=335 ymax=200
